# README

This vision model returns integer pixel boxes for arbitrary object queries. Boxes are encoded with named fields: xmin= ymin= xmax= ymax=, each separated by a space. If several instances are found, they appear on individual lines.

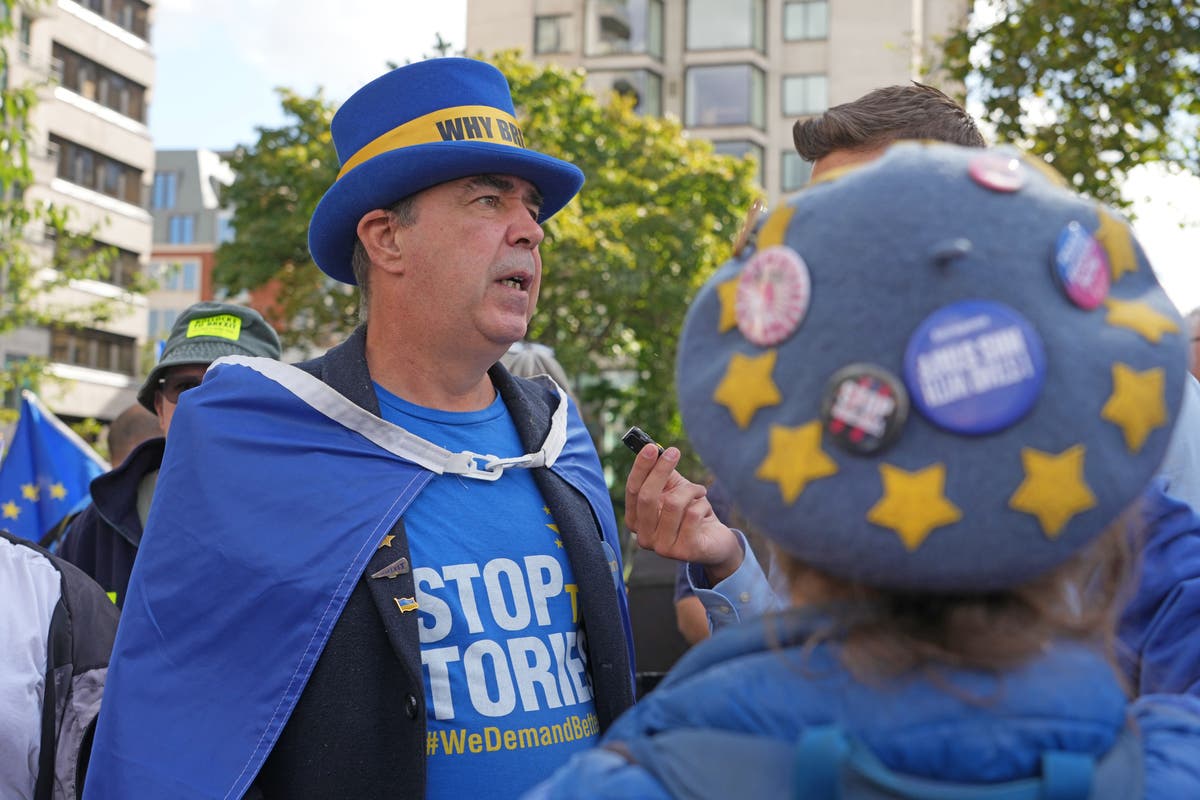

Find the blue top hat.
xmin=677 ymin=142 xmax=1188 ymax=592
xmin=308 ymin=58 xmax=585 ymax=285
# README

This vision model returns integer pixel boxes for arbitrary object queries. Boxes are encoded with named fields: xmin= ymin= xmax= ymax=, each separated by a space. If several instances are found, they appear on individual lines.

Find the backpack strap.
xmin=792 ymin=725 xmax=1143 ymax=800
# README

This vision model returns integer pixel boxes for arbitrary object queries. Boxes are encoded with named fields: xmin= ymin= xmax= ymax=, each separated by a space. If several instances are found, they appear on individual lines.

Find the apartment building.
xmin=466 ymin=0 xmax=969 ymax=202
xmin=1 ymin=0 xmax=154 ymax=424
xmin=147 ymin=148 xmax=234 ymax=341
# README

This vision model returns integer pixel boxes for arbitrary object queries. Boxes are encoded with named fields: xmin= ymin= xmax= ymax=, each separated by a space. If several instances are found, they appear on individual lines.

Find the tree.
xmin=0 ymin=0 xmax=135 ymax=409
xmin=213 ymin=89 xmax=351 ymax=354
xmin=212 ymin=52 xmax=759 ymax=487
xmin=941 ymin=0 xmax=1200 ymax=209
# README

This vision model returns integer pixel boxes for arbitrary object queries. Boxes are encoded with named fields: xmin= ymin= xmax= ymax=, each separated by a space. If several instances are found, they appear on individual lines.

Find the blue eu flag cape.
xmin=84 ymin=357 xmax=627 ymax=799
xmin=0 ymin=390 xmax=107 ymax=542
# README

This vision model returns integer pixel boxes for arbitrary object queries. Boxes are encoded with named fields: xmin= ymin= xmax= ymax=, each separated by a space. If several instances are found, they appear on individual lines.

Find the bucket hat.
xmin=138 ymin=302 xmax=282 ymax=411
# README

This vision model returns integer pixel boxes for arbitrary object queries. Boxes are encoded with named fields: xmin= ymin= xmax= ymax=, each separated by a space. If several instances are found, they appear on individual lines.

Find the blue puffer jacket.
xmin=526 ymin=610 xmax=1200 ymax=799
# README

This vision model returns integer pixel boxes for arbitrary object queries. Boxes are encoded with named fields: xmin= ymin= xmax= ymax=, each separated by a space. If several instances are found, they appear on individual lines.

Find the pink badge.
xmin=968 ymin=153 xmax=1025 ymax=193
xmin=1053 ymin=221 xmax=1110 ymax=310
xmin=735 ymin=246 xmax=811 ymax=347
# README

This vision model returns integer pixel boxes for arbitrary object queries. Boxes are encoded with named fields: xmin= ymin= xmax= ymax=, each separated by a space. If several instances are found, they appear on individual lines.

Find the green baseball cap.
xmin=138 ymin=302 xmax=282 ymax=411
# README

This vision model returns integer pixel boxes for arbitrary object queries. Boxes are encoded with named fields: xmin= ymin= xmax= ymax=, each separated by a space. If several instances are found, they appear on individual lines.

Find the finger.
xmin=651 ymin=482 xmax=708 ymax=558
xmin=632 ymin=447 xmax=681 ymax=549
xmin=624 ymin=443 xmax=663 ymax=533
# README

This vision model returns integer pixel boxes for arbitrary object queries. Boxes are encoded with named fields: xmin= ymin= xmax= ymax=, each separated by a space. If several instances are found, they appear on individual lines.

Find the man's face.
xmin=153 ymin=364 xmax=207 ymax=435
xmin=390 ymin=174 xmax=545 ymax=353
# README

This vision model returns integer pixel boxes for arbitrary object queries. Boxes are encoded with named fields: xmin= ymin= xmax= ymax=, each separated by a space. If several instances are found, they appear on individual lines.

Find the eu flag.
xmin=0 ymin=390 xmax=108 ymax=542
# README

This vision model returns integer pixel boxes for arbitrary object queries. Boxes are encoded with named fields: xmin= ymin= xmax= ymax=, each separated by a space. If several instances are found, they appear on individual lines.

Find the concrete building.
xmin=466 ymin=0 xmax=969 ymax=202
xmin=147 ymin=148 xmax=234 ymax=340
xmin=1 ymin=0 xmax=155 ymax=424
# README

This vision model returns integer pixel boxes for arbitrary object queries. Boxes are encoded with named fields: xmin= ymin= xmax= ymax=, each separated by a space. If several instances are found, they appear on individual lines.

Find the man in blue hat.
xmin=84 ymin=59 xmax=633 ymax=800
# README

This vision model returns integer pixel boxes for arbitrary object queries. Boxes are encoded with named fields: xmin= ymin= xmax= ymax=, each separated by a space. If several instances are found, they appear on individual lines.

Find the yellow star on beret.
xmin=1095 ymin=208 xmax=1137 ymax=282
xmin=1009 ymin=445 xmax=1097 ymax=537
xmin=716 ymin=279 xmax=739 ymax=333
xmin=1101 ymin=363 xmax=1167 ymax=452
xmin=757 ymin=206 xmax=794 ymax=249
xmin=866 ymin=463 xmax=962 ymax=551
xmin=1103 ymin=297 xmax=1179 ymax=343
xmin=755 ymin=420 xmax=838 ymax=504
xmin=713 ymin=350 xmax=782 ymax=429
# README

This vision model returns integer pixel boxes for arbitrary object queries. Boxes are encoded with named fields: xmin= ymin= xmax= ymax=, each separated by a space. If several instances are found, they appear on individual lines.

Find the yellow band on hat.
xmin=337 ymin=105 xmax=526 ymax=180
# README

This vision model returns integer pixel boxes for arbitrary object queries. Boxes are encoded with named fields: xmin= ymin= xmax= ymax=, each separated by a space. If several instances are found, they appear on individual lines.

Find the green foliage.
xmin=0 ymin=0 xmax=138 ymax=399
xmin=941 ymin=0 xmax=1200 ymax=208
xmin=213 ymin=89 xmax=352 ymax=354
xmin=211 ymin=52 xmax=758 ymax=489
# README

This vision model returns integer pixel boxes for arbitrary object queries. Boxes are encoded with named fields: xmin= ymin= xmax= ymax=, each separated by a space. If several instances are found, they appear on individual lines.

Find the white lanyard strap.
xmin=213 ymin=356 xmax=570 ymax=481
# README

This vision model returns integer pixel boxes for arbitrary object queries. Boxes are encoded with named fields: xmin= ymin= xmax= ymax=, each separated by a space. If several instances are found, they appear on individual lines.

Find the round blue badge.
xmin=903 ymin=301 xmax=1046 ymax=435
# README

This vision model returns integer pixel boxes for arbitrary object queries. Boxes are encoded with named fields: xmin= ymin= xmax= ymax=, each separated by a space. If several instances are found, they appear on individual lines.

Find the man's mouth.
xmin=499 ymin=274 xmax=530 ymax=290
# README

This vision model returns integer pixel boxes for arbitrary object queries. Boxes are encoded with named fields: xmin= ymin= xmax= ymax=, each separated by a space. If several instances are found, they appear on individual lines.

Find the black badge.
xmin=821 ymin=364 xmax=909 ymax=455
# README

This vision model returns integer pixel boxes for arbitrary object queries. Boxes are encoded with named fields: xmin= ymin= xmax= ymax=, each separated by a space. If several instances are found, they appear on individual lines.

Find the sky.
xmin=148 ymin=0 xmax=1199 ymax=315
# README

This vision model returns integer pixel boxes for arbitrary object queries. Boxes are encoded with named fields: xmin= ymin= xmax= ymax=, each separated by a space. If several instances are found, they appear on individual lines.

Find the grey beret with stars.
xmin=676 ymin=141 xmax=1187 ymax=592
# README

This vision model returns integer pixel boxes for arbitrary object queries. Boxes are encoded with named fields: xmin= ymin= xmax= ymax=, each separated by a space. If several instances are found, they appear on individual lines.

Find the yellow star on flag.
xmin=713 ymin=350 xmax=782 ymax=429
xmin=2 ymin=500 xmax=19 ymax=520
xmin=1103 ymin=298 xmax=1179 ymax=344
xmin=755 ymin=421 xmax=838 ymax=504
xmin=866 ymin=463 xmax=962 ymax=551
xmin=555 ymin=539 xmax=563 ymax=549
xmin=377 ymin=534 xmax=395 ymax=549
xmin=1101 ymin=363 xmax=1167 ymax=452
xmin=716 ymin=279 xmax=739 ymax=333
xmin=1095 ymin=209 xmax=1137 ymax=282
xmin=21 ymin=483 xmax=39 ymax=501
xmin=49 ymin=483 xmax=67 ymax=501
xmin=1009 ymin=445 xmax=1097 ymax=538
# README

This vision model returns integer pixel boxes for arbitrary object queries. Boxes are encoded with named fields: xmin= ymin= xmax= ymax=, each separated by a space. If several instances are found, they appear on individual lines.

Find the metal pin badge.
xmin=371 ymin=557 xmax=410 ymax=580
xmin=393 ymin=597 xmax=419 ymax=613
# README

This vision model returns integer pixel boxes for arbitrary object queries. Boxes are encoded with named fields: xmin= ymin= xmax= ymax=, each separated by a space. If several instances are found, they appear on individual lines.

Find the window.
xmin=587 ymin=69 xmax=663 ymax=116
xmin=534 ymin=15 xmax=574 ymax=54
xmin=686 ymin=64 xmax=765 ymax=128
xmin=154 ymin=259 xmax=199 ymax=291
xmin=54 ymin=237 xmax=141 ymax=288
xmin=713 ymin=139 xmax=764 ymax=184
xmin=148 ymin=309 xmax=180 ymax=338
xmin=783 ymin=74 xmax=828 ymax=116
xmin=81 ymin=0 xmax=149 ymax=39
xmin=51 ymin=135 xmax=143 ymax=205
xmin=784 ymin=0 xmax=828 ymax=40
xmin=167 ymin=215 xmax=196 ymax=245
xmin=49 ymin=327 xmax=137 ymax=376
xmin=217 ymin=211 xmax=235 ymax=244
xmin=585 ymin=0 xmax=663 ymax=58
xmin=53 ymin=43 xmax=148 ymax=122
xmin=153 ymin=171 xmax=179 ymax=209
xmin=686 ymin=0 xmax=764 ymax=52
xmin=782 ymin=150 xmax=813 ymax=192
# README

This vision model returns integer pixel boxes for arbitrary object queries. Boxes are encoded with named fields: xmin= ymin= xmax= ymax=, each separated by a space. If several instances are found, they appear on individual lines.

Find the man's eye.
xmin=476 ymin=195 xmax=500 ymax=206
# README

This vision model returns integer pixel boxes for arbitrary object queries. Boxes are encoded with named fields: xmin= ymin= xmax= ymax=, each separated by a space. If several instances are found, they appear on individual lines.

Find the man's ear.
xmin=356 ymin=209 xmax=405 ymax=275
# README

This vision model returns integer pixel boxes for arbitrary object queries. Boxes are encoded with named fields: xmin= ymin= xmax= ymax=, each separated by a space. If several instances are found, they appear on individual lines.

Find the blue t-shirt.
xmin=375 ymin=384 xmax=599 ymax=799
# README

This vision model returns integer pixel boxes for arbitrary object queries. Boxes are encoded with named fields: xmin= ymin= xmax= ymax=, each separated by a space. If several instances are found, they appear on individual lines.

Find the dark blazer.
xmin=253 ymin=326 xmax=634 ymax=799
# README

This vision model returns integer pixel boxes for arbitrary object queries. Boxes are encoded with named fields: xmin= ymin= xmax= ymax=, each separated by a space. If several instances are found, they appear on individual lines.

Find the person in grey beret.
xmin=529 ymin=142 xmax=1200 ymax=798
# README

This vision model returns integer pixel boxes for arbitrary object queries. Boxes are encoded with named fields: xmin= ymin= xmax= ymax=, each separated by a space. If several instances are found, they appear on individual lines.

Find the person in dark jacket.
xmin=531 ymin=143 xmax=1200 ymax=797
xmin=58 ymin=302 xmax=281 ymax=608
